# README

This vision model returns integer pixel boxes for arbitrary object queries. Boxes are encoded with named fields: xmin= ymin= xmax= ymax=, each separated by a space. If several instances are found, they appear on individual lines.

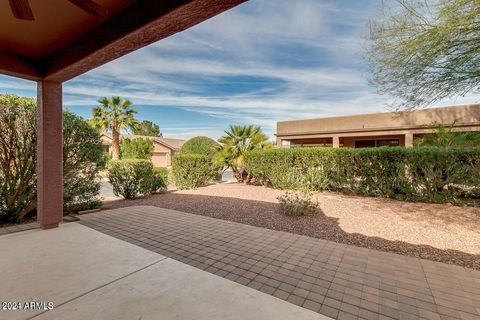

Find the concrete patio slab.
xmin=34 ymin=258 xmax=327 ymax=320
xmin=0 ymin=223 xmax=164 ymax=320
xmin=0 ymin=222 xmax=329 ymax=320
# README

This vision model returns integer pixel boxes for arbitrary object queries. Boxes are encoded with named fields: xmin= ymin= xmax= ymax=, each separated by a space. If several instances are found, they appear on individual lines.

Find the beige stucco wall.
xmin=276 ymin=104 xmax=480 ymax=148
xmin=152 ymin=143 xmax=172 ymax=167
xmin=100 ymin=135 xmax=113 ymax=147
xmin=277 ymin=104 xmax=480 ymax=136
xmin=151 ymin=152 xmax=168 ymax=167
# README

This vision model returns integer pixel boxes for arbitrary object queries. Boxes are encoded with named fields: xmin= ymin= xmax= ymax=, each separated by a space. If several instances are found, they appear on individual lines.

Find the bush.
xmin=277 ymin=191 xmax=319 ymax=216
xmin=179 ymin=136 xmax=219 ymax=158
xmin=404 ymin=147 xmax=479 ymax=202
xmin=0 ymin=95 xmax=105 ymax=223
xmin=120 ymin=138 xmax=154 ymax=160
xmin=63 ymin=110 xmax=106 ymax=212
xmin=65 ymin=200 xmax=102 ymax=213
xmin=245 ymin=147 xmax=480 ymax=204
xmin=0 ymin=95 xmax=37 ymax=222
xmin=414 ymin=123 xmax=480 ymax=147
xmin=151 ymin=167 xmax=169 ymax=194
xmin=154 ymin=167 xmax=169 ymax=181
xmin=172 ymin=154 xmax=218 ymax=189
xmin=107 ymin=159 xmax=155 ymax=199
xmin=0 ymin=197 xmax=7 ymax=223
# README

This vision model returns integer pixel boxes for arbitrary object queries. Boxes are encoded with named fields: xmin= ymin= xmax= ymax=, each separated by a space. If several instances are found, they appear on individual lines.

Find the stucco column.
xmin=404 ymin=132 xmax=413 ymax=147
xmin=37 ymin=80 xmax=63 ymax=229
xmin=276 ymin=137 xmax=284 ymax=148
xmin=276 ymin=138 xmax=291 ymax=148
xmin=332 ymin=136 xmax=340 ymax=148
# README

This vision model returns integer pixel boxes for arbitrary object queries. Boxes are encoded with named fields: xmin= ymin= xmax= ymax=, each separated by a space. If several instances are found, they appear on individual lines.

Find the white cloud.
xmin=59 ymin=0 xmax=382 ymax=131
xmin=0 ymin=77 xmax=35 ymax=92
xmin=1 ymin=0 xmax=479 ymax=140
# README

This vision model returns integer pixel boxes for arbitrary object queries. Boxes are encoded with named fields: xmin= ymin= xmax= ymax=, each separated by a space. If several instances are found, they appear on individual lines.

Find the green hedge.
xmin=244 ymin=147 xmax=480 ymax=203
xmin=107 ymin=159 xmax=166 ymax=199
xmin=152 ymin=167 xmax=169 ymax=193
xmin=171 ymin=154 xmax=218 ymax=189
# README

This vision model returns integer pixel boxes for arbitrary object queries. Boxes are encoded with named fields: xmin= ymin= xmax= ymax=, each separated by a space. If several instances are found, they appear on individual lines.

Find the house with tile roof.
xmin=101 ymin=133 xmax=185 ymax=167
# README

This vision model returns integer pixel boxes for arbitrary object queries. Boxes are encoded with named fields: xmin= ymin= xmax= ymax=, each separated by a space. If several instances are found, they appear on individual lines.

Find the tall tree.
xmin=366 ymin=0 xmax=480 ymax=109
xmin=214 ymin=125 xmax=271 ymax=183
xmin=91 ymin=96 xmax=137 ymax=160
xmin=132 ymin=120 xmax=162 ymax=137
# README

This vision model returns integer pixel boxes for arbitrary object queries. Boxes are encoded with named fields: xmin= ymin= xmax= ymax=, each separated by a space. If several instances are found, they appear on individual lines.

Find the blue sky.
xmin=1 ymin=0 xmax=479 ymax=140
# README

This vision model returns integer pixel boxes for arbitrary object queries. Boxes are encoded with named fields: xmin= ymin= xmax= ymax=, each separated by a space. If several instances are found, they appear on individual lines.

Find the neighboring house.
xmin=276 ymin=104 xmax=480 ymax=148
xmin=101 ymin=133 xmax=185 ymax=167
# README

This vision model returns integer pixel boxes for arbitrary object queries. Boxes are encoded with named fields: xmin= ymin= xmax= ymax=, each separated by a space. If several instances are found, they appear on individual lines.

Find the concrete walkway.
xmin=79 ymin=206 xmax=480 ymax=320
xmin=0 ymin=222 xmax=328 ymax=320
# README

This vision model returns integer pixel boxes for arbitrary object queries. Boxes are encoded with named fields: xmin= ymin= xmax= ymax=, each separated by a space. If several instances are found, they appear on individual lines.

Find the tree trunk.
xmin=245 ymin=172 xmax=252 ymax=184
xmin=111 ymin=127 xmax=120 ymax=160
xmin=232 ymin=167 xmax=243 ymax=183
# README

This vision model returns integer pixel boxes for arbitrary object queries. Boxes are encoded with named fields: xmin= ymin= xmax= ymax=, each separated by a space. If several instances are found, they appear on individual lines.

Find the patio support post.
xmin=332 ymin=136 xmax=340 ymax=148
xmin=37 ymin=80 xmax=63 ymax=229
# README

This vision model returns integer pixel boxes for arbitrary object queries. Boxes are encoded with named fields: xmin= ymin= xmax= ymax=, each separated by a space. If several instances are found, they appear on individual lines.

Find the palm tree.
xmin=214 ymin=125 xmax=271 ymax=183
xmin=91 ymin=96 xmax=138 ymax=160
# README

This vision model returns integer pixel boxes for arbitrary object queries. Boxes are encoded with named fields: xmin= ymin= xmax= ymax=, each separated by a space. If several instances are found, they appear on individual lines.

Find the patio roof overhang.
xmin=0 ymin=0 xmax=246 ymax=82
xmin=0 ymin=0 xmax=246 ymax=229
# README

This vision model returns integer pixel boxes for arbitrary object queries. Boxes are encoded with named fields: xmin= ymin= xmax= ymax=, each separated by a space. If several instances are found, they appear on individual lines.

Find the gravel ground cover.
xmin=104 ymin=183 xmax=480 ymax=269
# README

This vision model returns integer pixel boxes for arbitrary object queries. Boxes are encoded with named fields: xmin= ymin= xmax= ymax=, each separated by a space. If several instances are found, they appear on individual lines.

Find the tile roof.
xmin=101 ymin=133 xmax=186 ymax=151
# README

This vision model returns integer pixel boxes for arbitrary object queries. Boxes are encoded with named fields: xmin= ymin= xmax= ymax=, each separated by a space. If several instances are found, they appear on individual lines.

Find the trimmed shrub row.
xmin=171 ymin=154 xmax=219 ymax=189
xmin=244 ymin=147 xmax=480 ymax=204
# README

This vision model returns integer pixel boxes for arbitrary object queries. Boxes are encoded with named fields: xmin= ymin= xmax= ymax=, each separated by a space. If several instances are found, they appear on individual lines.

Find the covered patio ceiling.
xmin=0 ymin=0 xmax=246 ymax=82
xmin=0 ymin=0 xmax=246 ymax=229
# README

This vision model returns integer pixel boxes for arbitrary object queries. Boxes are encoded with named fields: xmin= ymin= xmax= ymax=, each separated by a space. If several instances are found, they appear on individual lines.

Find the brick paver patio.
xmin=79 ymin=206 xmax=480 ymax=320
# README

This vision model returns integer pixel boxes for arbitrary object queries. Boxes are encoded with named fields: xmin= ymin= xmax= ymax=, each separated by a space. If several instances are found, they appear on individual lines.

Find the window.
xmin=377 ymin=139 xmax=400 ymax=147
xmin=281 ymin=140 xmax=291 ymax=147
xmin=354 ymin=138 xmax=400 ymax=148
xmin=354 ymin=140 xmax=376 ymax=148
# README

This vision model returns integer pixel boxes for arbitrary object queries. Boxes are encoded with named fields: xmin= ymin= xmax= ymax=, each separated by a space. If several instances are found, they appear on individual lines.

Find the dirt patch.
xmin=0 ymin=216 xmax=36 ymax=228
xmin=104 ymin=183 xmax=480 ymax=270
